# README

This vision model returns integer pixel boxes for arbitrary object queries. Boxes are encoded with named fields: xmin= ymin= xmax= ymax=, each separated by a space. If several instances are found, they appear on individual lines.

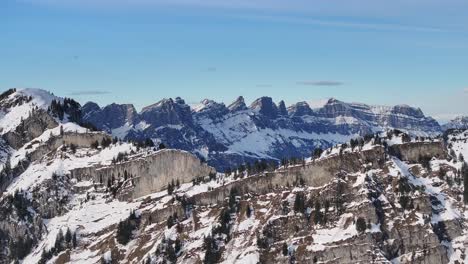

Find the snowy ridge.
xmin=0 ymin=88 xmax=62 ymax=135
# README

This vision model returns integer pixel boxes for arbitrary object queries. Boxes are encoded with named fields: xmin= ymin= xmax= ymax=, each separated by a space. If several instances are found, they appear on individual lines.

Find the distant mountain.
xmin=82 ymin=96 xmax=441 ymax=170
xmin=442 ymin=116 xmax=468 ymax=130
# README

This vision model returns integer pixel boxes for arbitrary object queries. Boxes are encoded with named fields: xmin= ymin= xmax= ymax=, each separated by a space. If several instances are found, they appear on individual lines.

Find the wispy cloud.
xmin=464 ymin=87 xmax=468 ymax=93
xmin=233 ymin=14 xmax=454 ymax=33
xmin=203 ymin=67 xmax=217 ymax=72
xmin=21 ymin=0 xmax=466 ymax=33
xmin=68 ymin=90 xmax=111 ymax=96
xmin=297 ymin=81 xmax=344 ymax=86
xmin=256 ymin=84 xmax=272 ymax=88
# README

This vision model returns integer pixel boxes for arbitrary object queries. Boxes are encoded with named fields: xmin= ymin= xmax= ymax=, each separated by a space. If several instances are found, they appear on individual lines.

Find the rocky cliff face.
xmin=71 ymin=149 xmax=215 ymax=199
xmin=81 ymin=96 xmax=442 ymax=171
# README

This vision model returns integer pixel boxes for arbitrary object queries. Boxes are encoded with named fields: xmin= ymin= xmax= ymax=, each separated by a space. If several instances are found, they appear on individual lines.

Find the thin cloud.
xmin=297 ymin=81 xmax=344 ymax=86
xmin=68 ymin=90 xmax=111 ymax=96
xmin=21 ymin=0 xmax=466 ymax=33
xmin=234 ymin=14 xmax=454 ymax=33
xmin=256 ymin=84 xmax=272 ymax=88
xmin=203 ymin=67 xmax=217 ymax=72
xmin=464 ymin=87 xmax=468 ymax=93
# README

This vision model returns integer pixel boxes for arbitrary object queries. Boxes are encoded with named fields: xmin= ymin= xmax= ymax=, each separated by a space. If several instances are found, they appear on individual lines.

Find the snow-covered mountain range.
xmin=0 ymin=88 xmax=467 ymax=264
xmin=82 ymin=95 xmax=441 ymax=170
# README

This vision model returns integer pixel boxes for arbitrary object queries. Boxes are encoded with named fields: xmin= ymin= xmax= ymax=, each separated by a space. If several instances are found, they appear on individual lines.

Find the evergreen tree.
xmin=282 ymin=243 xmax=289 ymax=256
xmin=167 ymin=215 xmax=175 ymax=228
xmin=175 ymin=237 xmax=182 ymax=253
xmin=167 ymin=242 xmax=177 ymax=263
xmin=293 ymin=193 xmax=305 ymax=213
xmin=72 ymin=232 xmax=77 ymax=248
xmin=203 ymin=235 xmax=220 ymax=264
xmin=462 ymin=162 xmax=468 ymax=204
xmin=55 ymin=229 xmax=64 ymax=253
xmin=65 ymin=227 xmax=72 ymax=246
xmin=144 ymin=138 xmax=155 ymax=147
xmin=246 ymin=205 xmax=252 ymax=218
xmin=116 ymin=212 xmax=139 ymax=245
xmin=356 ymin=217 xmax=367 ymax=233
xmin=313 ymin=201 xmax=322 ymax=224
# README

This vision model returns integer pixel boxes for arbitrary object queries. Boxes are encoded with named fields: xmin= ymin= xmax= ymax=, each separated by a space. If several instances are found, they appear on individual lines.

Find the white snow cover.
xmin=24 ymin=195 xmax=140 ymax=264
xmin=10 ymin=122 xmax=88 ymax=168
xmin=6 ymin=142 xmax=137 ymax=194
xmin=197 ymin=110 xmax=358 ymax=159
xmin=0 ymin=88 xmax=61 ymax=135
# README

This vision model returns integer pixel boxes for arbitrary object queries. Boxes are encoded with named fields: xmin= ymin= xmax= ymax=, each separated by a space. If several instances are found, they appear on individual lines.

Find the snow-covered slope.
xmin=0 ymin=88 xmax=61 ymax=135
xmin=1 ymin=129 xmax=465 ymax=264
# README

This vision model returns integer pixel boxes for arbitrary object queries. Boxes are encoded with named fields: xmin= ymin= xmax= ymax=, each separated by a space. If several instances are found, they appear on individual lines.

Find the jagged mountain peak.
xmin=278 ymin=100 xmax=288 ymax=116
xmin=288 ymin=101 xmax=313 ymax=117
xmin=141 ymin=98 xmax=175 ymax=113
xmin=193 ymin=99 xmax=228 ymax=119
xmin=392 ymin=104 xmax=424 ymax=118
xmin=228 ymin=96 xmax=247 ymax=112
xmin=139 ymin=97 xmax=193 ymax=127
xmin=249 ymin=96 xmax=278 ymax=118
xmin=325 ymin=97 xmax=345 ymax=105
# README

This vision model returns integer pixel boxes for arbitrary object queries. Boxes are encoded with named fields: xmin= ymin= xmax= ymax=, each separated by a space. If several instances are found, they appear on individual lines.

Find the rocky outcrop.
xmin=27 ymin=132 xmax=111 ymax=163
xmin=71 ymin=149 xmax=215 ymax=199
xmin=82 ymin=102 xmax=139 ymax=132
xmin=3 ymin=109 xmax=58 ymax=149
xmin=227 ymin=96 xmax=247 ymax=112
xmin=388 ymin=141 xmax=447 ymax=163
xmin=249 ymin=96 xmax=279 ymax=118
xmin=288 ymin=101 xmax=313 ymax=117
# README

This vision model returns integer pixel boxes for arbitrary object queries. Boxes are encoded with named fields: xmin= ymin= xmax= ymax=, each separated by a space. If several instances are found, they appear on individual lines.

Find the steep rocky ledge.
xmin=389 ymin=141 xmax=447 ymax=163
xmin=71 ymin=149 xmax=215 ymax=199
xmin=27 ymin=132 xmax=111 ymax=162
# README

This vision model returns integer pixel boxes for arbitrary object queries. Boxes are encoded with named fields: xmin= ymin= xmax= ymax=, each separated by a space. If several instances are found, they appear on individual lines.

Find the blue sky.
xmin=1 ymin=0 xmax=468 ymax=122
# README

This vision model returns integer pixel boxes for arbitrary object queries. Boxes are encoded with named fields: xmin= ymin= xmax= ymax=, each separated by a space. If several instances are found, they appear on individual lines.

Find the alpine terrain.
xmin=0 ymin=88 xmax=467 ymax=264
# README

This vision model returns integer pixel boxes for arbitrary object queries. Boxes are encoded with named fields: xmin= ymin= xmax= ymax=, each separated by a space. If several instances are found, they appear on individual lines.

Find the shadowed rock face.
xmin=228 ymin=96 xmax=247 ymax=112
xmin=81 ymin=96 xmax=442 ymax=170
xmin=82 ymin=102 xmax=138 ymax=132
xmin=288 ymin=101 xmax=313 ymax=117
xmin=250 ymin=97 xmax=279 ymax=118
